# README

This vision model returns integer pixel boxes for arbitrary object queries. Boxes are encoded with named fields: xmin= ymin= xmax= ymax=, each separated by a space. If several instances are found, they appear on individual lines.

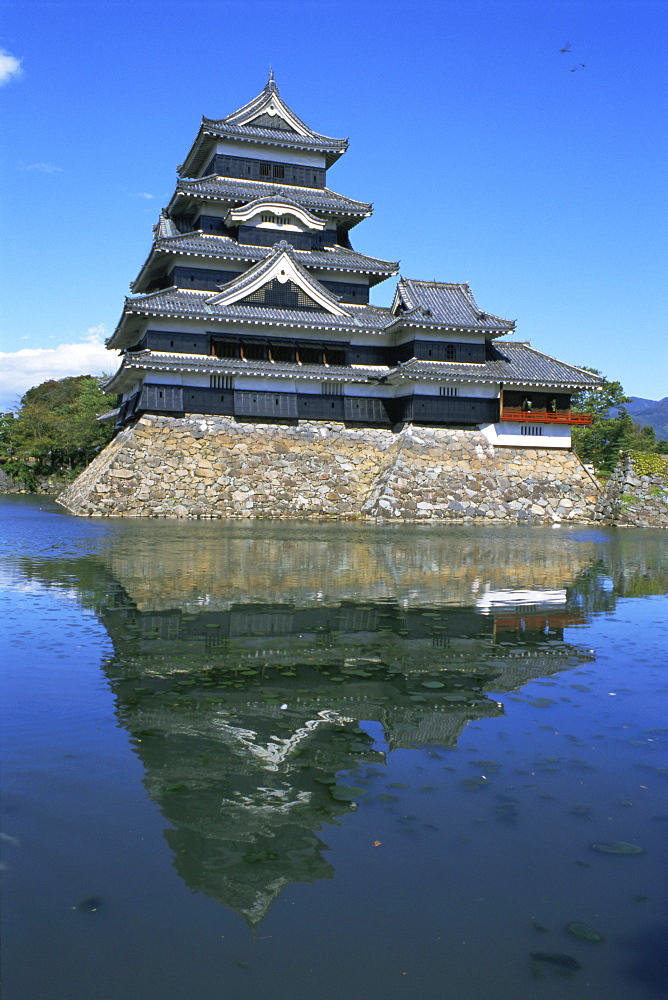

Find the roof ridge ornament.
xmin=266 ymin=68 xmax=277 ymax=92
xmin=272 ymin=239 xmax=295 ymax=255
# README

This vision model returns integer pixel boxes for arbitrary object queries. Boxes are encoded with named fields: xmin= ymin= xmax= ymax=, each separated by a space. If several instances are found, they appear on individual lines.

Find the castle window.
xmin=259 ymin=163 xmax=271 ymax=177
xmin=439 ymin=386 xmax=458 ymax=396
xmin=322 ymin=381 xmax=344 ymax=395
xmin=210 ymin=375 xmax=233 ymax=389
xmin=520 ymin=425 xmax=543 ymax=436
xmin=241 ymin=341 xmax=268 ymax=361
xmin=445 ymin=344 xmax=456 ymax=359
xmin=261 ymin=214 xmax=273 ymax=223
xmin=273 ymin=164 xmax=284 ymax=178
xmin=268 ymin=343 xmax=294 ymax=363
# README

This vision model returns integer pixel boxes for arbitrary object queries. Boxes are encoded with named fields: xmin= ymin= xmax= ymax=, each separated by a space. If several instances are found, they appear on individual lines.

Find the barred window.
xmin=520 ymin=425 xmax=543 ymax=436
xmin=210 ymin=375 xmax=234 ymax=389
xmin=273 ymin=164 xmax=284 ymax=179
xmin=439 ymin=386 xmax=459 ymax=396
xmin=241 ymin=279 xmax=319 ymax=311
xmin=261 ymin=214 xmax=273 ymax=223
xmin=259 ymin=163 xmax=271 ymax=177
xmin=445 ymin=344 xmax=456 ymax=360
xmin=322 ymin=381 xmax=344 ymax=395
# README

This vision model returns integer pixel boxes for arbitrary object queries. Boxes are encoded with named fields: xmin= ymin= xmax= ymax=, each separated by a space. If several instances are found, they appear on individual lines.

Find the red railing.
xmin=501 ymin=408 xmax=593 ymax=426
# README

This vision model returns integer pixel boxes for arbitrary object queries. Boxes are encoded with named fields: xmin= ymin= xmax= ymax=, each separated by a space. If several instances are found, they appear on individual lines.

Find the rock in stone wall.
xmin=57 ymin=415 xmax=602 ymax=522
xmin=597 ymin=454 xmax=668 ymax=528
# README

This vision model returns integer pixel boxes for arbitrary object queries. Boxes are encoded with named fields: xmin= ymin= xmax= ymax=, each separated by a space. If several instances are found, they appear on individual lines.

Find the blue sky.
xmin=1 ymin=0 xmax=666 ymax=410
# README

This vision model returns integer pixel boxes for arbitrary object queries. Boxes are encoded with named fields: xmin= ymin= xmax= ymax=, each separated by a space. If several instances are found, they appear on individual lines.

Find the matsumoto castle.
xmin=103 ymin=74 xmax=598 ymax=447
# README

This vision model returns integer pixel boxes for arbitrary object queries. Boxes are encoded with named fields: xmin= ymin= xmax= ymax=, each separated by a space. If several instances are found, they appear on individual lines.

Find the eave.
xmin=107 ymin=289 xmax=393 ymax=350
xmin=168 ymin=178 xmax=372 ymax=225
xmin=130 ymin=235 xmax=399 ymax=294
xmin=178 ymin=125 xmax=347 ymax=179
xmin=104 ymin=350 xmax=385 ymax=394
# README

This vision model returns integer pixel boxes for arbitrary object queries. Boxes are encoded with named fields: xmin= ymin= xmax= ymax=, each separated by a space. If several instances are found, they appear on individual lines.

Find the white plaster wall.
xmin=169 ymin=254 xmax=245 ymax=273
xmin=233 ymin=376 xmax=297 ymax=392
xmin=310 ymin=269 xmax=368 ymax=287
xmin=481 ymin=422 xmax=571 ymax=449
xmin=391 ymin=329 xmax=487 ymax=347
xmin=144 ymin=373 xmax=185 ymax=386
xmin=214 ymin=140 xmax=326 ymax=169
xmin=412 ymin=382 xmax=498 ymax=398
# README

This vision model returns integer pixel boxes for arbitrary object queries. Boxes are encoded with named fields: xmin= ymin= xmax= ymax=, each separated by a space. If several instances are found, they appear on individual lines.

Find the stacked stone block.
xmin=58 ymin=415 xmax=602 ymax=522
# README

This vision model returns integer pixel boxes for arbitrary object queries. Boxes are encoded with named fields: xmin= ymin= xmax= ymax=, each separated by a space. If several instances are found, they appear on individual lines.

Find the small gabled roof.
xmin=171 ymin=176 xmax=372 ymax=223
xmin=386 ymin=343 xmax=605 ymax=390
xmin=208 ymin=242 xmax=351 ymax=316
xmin=178 ymin=74 xmax=349 ymax=176
xmin=390 ymin=279 xmax=515 ymax=335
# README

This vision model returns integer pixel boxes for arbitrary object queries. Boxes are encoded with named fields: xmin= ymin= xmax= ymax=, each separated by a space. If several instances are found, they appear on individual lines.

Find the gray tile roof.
xmin=199 ymin=120 xmax=347 ymax=154
xmin=150 ymin=229 xmax=398 ymax=274
xmin=172 ymin=177 xmax=372 ymax=219
xmin=391 ymin=279 xmax=514 ymax=332
xmin=112 ymin=351 xmax=378 ymax=384
xmin=185 ymin=75 xmax=349 ymax=170
xmin=109 ymin=287 xmax=392 ymax=347
xmin=220 ymin=75 xmax=347 ymax=148
xmin=387 ymin=343 xmax=604 ymax=388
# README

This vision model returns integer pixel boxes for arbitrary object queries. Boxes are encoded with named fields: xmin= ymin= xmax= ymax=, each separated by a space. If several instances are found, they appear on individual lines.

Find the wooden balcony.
xmin=501 ymin=408 xmax=593 ymax=426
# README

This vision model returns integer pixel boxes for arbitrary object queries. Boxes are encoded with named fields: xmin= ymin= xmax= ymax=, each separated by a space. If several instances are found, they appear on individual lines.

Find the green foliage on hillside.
xmin=571 ymin=369 xmax=668 ymax=474
xmin=0 ymin=376 xmax=113 ymax=490
xmin=630 ymin=452 xmax=668 ymax=477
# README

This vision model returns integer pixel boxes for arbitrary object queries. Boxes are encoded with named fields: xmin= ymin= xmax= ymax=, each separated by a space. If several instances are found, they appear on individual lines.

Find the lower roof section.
xmin=105 ymin=343 xmax=603 ymax=395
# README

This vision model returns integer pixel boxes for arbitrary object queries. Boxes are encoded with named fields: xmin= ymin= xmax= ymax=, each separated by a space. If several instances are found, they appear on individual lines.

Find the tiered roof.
xmin=178 ymin=73 xmax=349 ymax=177
xmin=131 ymin=217 xmax=398 ymax=292
xmin=170 ymin=177 xmax=372 ymax=222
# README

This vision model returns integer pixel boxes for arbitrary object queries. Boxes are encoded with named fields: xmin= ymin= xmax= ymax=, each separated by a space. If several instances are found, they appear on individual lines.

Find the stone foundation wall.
xmin=597 ymin=454 xmax=668 ymax=528
xmin=58 ymin=415 xmax=602 ymax=522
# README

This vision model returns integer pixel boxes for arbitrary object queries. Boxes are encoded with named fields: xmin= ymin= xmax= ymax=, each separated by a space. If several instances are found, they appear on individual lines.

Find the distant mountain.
xmin=615 ymin=397 xmax=668 ymax=443
xmin=630 ymin=397 xmax=668 ymax=442
xmin=625 ymin=397 xmax=660 ymax=416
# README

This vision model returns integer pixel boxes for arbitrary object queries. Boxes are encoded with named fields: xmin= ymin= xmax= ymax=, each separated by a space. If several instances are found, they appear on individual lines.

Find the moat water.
xmin=1 ymin=495 xmax=667 ymax=1000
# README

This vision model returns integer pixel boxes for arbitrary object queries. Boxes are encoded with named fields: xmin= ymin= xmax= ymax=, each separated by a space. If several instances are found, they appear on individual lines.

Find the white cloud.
xmin=0 ymin=327 xmax=119 ymax=411
xmin=22 ymin=162 xmax=63 ymax=174
xmin=0 ymin=49 xmax=22 ymax=86
xmin=136 ymin=192 xmax=154 ymax=199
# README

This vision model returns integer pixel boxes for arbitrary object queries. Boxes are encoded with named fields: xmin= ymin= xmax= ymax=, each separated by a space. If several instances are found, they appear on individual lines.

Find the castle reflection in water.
xmin=17 ymin=522 xmax=668 ymax=925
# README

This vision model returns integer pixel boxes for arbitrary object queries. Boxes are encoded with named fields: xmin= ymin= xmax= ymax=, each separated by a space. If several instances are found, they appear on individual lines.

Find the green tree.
xmin=3 ymin=376 xmax=113 ymax=489
xmin=571 ymin=368 xmax=667 ymax=473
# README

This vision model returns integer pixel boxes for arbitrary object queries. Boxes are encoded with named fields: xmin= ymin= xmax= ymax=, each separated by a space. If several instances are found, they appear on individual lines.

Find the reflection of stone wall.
xmin=97 ymin=520 xmax=602 ymax=612
xmin=58 ymin=415 xmax=601 ymax=523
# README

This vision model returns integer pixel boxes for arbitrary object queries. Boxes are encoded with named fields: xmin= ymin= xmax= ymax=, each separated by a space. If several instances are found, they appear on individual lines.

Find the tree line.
xmin=0 ymin=376 xmax=113 ymax=490
xmin=0 ymin=370 xmax=665 ymax=491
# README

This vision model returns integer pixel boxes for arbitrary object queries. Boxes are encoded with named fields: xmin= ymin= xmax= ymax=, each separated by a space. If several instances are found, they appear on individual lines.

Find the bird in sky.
xmin=559 ymin=42 xmax=572 ymax=54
